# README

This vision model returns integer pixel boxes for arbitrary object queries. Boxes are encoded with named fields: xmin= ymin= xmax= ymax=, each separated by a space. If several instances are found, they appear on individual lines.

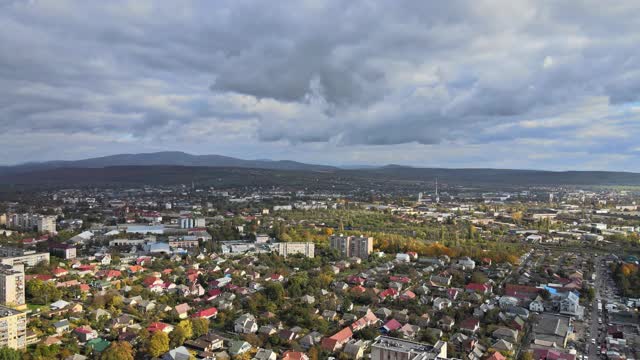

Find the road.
xmin=587 ymin=260 xmax=601 ymax=360
xmin=587 ymin=257 xmax=617 ymax=360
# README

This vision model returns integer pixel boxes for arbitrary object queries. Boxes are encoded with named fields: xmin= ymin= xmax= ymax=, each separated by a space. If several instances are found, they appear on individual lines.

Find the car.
xmin=591 ymin=338 xmax=596 ymax=344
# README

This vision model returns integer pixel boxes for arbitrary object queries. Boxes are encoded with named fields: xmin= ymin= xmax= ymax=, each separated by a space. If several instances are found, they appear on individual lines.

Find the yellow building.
xmin=0 ymin=306 xmax=27 ymax=350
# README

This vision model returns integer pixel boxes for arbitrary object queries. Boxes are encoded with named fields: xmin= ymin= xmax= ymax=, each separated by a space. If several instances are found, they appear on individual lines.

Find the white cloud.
xmin=0 ymin=0 xmax=639 ymax=170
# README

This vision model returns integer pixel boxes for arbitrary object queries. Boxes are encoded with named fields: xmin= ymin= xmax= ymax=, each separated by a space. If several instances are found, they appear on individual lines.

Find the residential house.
xmin=253 ymin=349 xmax=277 ymax=360
xmin=433 ymin=297 xmax=452 ymax=310
xmin=74 ymin=326 xmax=98 ymax=342
xmin=299 ymin=331 xmax=323 ymax=349
xmin=399 ymin=324 xmax=420 ymax=339
xmin=382 ymin=319 xmax=402 ymax=333
xmin=529 ymin=298 xmax=545 ymax=313
xmin=174 ymin=303 xmax=191 ymax=319
xmin=282 ymin=351 xmax=309 ymax=360
xmin=53 ymin=319 xmax=70 ymax=335
xmin=344 ymin=340 xmax=366 ymax=359
xmin=321 ymin=327 xmax=353 ymax=352
xmin=492 ymin=327 xmax=519 ymax=342
xmin=438 ymin=316 xmax=455 ymax=331
xmin=229 ymin=341 xmax=252 ymax=356
xmin=192 ymin=307 xmax=218 ymax=319
xmin=234 ymin=314 xmax=258 ymax=334
xmin=460 ymin=318 xmax=480 ymax=334
xmin=492 ymin=339 xmax=514 ymax=352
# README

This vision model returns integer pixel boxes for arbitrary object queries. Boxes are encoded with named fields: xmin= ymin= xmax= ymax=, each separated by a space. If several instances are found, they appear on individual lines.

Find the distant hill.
xmin=0 ymin=151 xmax=337 ymax=176
xmin=2 ymin=151 xmax=640 ymax=188
xmin=347 ymin=167 xmax=640 ymax=186
xmin=1 ymin=163 xmax=640 ymax=189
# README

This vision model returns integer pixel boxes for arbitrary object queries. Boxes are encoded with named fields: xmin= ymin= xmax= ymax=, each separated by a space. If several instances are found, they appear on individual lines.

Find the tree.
xmin=264 ymin=282 xmax=285 ymax=304
xmin=191 ymin=318 xmax=210 ymax=338
xmin=170 ymin=320 xmax=194 ymax=348
xmin=521 ymin=351 xmax=533 ymax=360
xmin=308 ymin=346 xmax=320 ymax=360
xmin=470 ymin=271 xmax=489 ymax=284
xmin=101 ymin=341 xmax=134 ymax=360
xmin=170 ymin=326 xmax=187 ymax=348
xmin=511 ymin=211 xmax=523 ymax=224
xmin=178 ymin=319 xmax=194 ymax=339
xmin=147 ymin=331 xmax=169 ymax=358
xmin=26 ymin=278 xmax=62 ymax=305
xmin=0 ymin=347 xmax=21 ymax=360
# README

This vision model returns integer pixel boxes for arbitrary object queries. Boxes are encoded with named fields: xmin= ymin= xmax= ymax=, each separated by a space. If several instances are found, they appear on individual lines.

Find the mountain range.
xmin=0 ymin=151 xmax=337 ymax=176
xmin=1 ymin=151 xmax=640 ymax=187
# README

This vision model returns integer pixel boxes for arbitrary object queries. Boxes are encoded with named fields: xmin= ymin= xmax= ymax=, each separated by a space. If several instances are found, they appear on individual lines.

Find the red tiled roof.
xmin=74 ymin=326 xmax=93 ymax=334
xmin=192 ymin=307 xmax=218 ymax=319
xmin=389 ymin=276 xmax=411 ymax=283
xmin=147 ymin=322 xmax=171 ymax=333
xmin=379 ymin=288 xmax=398 ymax=299
xmin=282 ymin=351 xmax=308 ymax=360
xmin=383 ymin=319 xmax=402 ymax=331
xmin=532 ymin=349 xmax=575 ymax=360
xmin=505 ymin=284 xmax=539 ymax=299
xmin=321 ymin=327 xmax=353 ymax=351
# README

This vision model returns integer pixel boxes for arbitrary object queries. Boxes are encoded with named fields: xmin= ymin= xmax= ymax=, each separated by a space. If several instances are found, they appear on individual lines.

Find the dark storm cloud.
xmin=1 ymin=0 xmax=640 ymax=167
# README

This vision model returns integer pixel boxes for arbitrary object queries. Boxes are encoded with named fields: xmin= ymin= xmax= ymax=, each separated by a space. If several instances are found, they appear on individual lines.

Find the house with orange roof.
xmin=321 ymin=327 xmax=353 ymax=352
xmin=147 ymin=322 xmax=174 ymax=333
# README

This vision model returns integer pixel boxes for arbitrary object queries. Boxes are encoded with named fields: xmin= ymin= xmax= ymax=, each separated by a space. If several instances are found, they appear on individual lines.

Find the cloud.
xmin=0 ymin=0 xmax=639 ymax=169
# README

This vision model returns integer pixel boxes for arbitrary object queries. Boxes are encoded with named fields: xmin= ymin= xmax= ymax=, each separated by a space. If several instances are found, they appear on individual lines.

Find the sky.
xmin=1 ymin=0 xmax=640 ymax=170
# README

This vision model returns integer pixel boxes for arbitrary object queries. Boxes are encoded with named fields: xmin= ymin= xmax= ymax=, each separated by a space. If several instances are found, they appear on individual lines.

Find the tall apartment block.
xmin=0 ymin=306 xmax=27 ymax=350
xmin=0 ymin=265 xmax=25 ymax=309
xmin=36 ymin=215 xmax=57 ymax=234
xmin=329 ymin=235 xmax=373 ymax=259
xmin=8 ymin=213 xmax=56 ymax=234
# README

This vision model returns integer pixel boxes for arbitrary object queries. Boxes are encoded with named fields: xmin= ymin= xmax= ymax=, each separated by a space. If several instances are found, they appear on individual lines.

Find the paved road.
xmin=588 ymin=261 xmax=601 ymax=360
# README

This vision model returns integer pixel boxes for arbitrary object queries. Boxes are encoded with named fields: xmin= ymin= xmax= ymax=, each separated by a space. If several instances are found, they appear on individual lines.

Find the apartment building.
xmin=180 ymin=217 xmax=204 ymax=229
xmin=0 ymin=248 xmax=50 ymax=268
xmin=329 ymin=235 xmax=373 ymax=259
xmin=36 ymin=215 xmax=57 ymax=234
xmin=371 ymin=336 xmax=447 ymax=360
xmin=0 ymin=306 xmax=27 ymax=350
xmin=274 ymin=242 xmax=315 ymax=258
xmin=49 ymin=243 xmax=77 ymax=259
xmin=168 ymin=236 xmax=199 ymax=248
xmin=0 ymin=265 xmax=25 ymax=309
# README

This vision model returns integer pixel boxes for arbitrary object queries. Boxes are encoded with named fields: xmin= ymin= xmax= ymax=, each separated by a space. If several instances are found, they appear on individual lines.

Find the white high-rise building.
xmin=36 ymin=216 xmax=57 ymax=234
xmin=0 ymin=265 xmax=25 ymax=309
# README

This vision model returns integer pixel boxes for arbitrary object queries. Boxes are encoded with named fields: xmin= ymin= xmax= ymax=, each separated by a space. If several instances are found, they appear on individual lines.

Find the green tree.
xmin=264 ymin=282 xmax=285 ymax=304
xmin=170 ymin=326 xmax=187 ymax=348
xmin=26 ymin=279 xmax=62 ymax=305
xmin=192 ymin=318 xmax=210 ymax=338
xmin=147 ymin=331 xmax=169 ymax=358
xmin=0 ymin=346 xmax=21 ymax=360
xmin=101 ymin=341 xmax=134 ymax=360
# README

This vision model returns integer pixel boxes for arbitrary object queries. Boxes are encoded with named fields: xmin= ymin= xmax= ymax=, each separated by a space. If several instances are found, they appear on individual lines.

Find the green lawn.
xmin=26 ymin=304 xmax=50 ymax=313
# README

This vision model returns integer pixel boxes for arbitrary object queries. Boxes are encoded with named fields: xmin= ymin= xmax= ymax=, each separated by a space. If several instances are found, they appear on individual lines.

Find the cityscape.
xmin=1 ymin=1 xmax=640 ymax=360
